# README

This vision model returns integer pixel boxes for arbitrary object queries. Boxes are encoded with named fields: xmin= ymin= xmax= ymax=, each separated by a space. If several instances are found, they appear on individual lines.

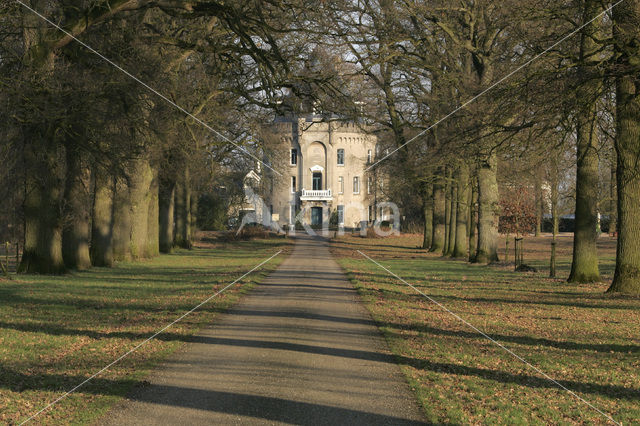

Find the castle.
xmin=264 ymin=112 xmax=381 ymax=229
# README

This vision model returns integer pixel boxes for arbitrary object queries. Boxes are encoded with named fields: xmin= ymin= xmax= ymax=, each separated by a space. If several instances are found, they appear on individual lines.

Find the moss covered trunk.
xmin=608 ymin=1 xmax=640 ymax=294
xmin=18 ymin=140 xmax=65 ymax=274
xmin=443 ymin=168 xmax=451 ymax=255
xmin=174 ymin=167 xmax=192 ymax=249
xmin=159 ymin=177 xmax=176 ymax=253
xmin=112 ymin=177 xmax=132 ymax=262
xmin=430 ymin=168 xmax=446 ymax=252
xmin=609 ymin=147 xmax=617 ymax=235
xmin=129 ymin=158 xmax=154 ymax=259
xmin=61 ymin=148 xmax=91 ymax=270
xmin=447 ymin=170 xmax=458 ymax=257
xmin=190 ymin=191 xmax=198 ymax=237
xmin=568 ymin=119 xmax=601 ymax=282
xmin=453 ymin=163 xmax=470 ymax=258
xmin=91 ymin=168 xmax=115 ymax=267
xmin=147 ymin=167 xmax=160 ymax=258
xmin=468 ymin=177 xmax=478 ymax=261
xmin=475 ymin=152 xmax=499 ymax=263
xmin=568 ymin=0 xmax=602 ymax=283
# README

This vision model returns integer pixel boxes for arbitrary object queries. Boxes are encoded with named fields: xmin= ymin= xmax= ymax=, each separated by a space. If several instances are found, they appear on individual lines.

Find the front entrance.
xmin=311 ymin=207 xmax=323 ymax=226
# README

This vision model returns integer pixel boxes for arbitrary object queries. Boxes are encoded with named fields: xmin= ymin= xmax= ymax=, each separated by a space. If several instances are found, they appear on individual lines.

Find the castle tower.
xmin=265 ymin=113 xmax=379 ymax=229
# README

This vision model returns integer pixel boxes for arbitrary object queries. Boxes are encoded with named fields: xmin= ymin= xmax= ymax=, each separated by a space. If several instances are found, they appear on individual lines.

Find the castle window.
xmin=367 ymin=176 xmax=372 ymax=194
xmin=353 ymin=176 xmax=360 ymax=194
xmin=338 ymin=176 xmax=344 ymax=194
xmin=313 ymin=172 xmax=322 ymax=190
xmin=291 ymin=176 xmax=296 ymax=193
xmin=337 ymin=149 xmax=345 ymax=166
xmin=367 ymin=149 xmax=372 ymax=163
xmin=337 ymin=205 xmax=344 ymax=225
xmin=290 ymin=149 xmax=297 ymax=165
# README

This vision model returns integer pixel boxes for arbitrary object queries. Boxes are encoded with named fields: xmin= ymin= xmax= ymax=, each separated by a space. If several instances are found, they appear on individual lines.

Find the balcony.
xmin=300 ymin=188 xmax=332 ymax=201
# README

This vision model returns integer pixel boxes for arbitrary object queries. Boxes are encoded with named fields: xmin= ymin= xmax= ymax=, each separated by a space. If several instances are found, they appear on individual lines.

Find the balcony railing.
xmin=300 ymin=188 xmax=332 ymax=201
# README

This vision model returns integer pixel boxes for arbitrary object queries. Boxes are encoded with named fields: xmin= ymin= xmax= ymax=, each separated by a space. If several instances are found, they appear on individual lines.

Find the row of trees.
xmin=1 ymin=1 xmax=639 ymax=295
xmin=293 ymin=0 xmax=639 ymax=295
xmin=0 ymin=1 xmax=291 ymax=272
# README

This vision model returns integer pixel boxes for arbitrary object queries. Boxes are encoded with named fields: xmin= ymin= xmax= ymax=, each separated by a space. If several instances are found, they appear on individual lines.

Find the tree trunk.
xmin=447 ymin=171 xmax=458 ymax=256
xmin=609 ymin=145 xmax=617 ymax=235
xmin=159 ymin=177 xmax=175 ymax=253
xmin=91 ymin=168 xmax=115 ymax=267
xmin=147 ymin=167 xmax=160 ymax=257
xmin=112 ymin=177 xmax=132 ymax=262
xmin=18 ymin=140 xmax=65 ymax=274
xmin=174 ymin=180 xmax=185 ymax=247
xmin=174 ymin=167 xmax=192 ymax=249
xmin=608 ymin=2 xmax=640 ymax=294
xmin=569 ymin=136 xmax=601 ymax=282
xmin=475 ymin=152 xmax=500 ymax=263
xmin=453 ymin=163 xmax=470 ymax=258
xmin=469 ymin=177 xmax=478 ymax=261
xmin=129 ymin=158 xmax=154 ymax=259
xmin=190 ymin=190 xmax=198 ymax=237
xmin=430 ymin=168 xmax=446 ymax=252
xmin=550 ymin=158 xmax=560 ymax=237
xmin=550 ymin=158 xmax=559 ymax=278
xmin=422 ymin=181 xmax=433 ymax=249
xmin=568 ymin=0 xmax=602 ymax=283
xmin=17 ymin=5 xmax=64 ymax=274
xmin=443 ymin=168 xmax=451 ymax=255
xmin=61 ymin=148 xmax=91 ymax=270
xmin=534 ymin=168 xmax=542 ymax=236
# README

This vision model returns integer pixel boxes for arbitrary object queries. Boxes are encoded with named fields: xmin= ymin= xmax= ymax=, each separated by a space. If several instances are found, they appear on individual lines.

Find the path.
xmin=102 ymin=234 xmax=426 ymax=425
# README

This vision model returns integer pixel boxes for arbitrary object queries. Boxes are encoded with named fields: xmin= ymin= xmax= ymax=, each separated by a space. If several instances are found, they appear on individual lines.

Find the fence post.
xmin=15 ymin=243 xmax=19 ymax=272
xmin=514 ymin=237 xmax=524 ymax=270
xmin=4 ymin=242 xmax=8 ymax=272
xmin=520 ymin=239 xmax=524 ymax=266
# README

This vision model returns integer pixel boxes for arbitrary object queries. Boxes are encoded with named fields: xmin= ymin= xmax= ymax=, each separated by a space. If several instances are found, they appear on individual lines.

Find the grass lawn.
xmin=495 ymin=233 xmax=618 ymax=280
xmin=331 ymin=233 xmax=640 ymax=425
xmin=0 ymin=234 xmax=291 ymax=425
